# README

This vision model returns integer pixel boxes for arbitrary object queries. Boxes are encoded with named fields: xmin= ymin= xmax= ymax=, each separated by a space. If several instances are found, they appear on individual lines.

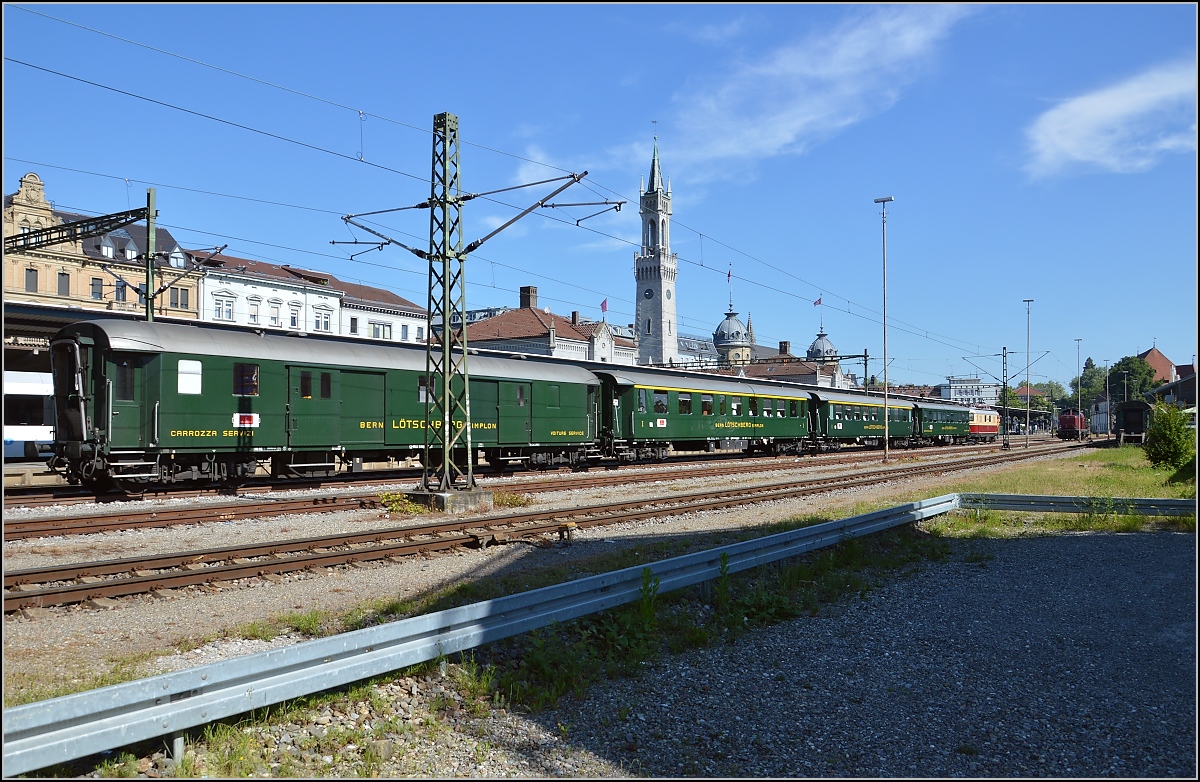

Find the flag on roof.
xmin=600 ymin=298 xmax=608 ymax=313
xmin=814 ymin=296 xmax=822 ymax=306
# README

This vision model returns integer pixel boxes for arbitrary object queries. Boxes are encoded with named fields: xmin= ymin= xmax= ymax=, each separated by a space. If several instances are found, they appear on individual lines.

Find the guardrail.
xmin=3 ymin=493 xmax=1194 ymax=775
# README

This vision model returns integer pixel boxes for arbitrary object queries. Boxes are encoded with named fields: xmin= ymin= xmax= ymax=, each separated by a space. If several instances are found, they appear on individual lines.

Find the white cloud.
xmin=671 ymin=6 xmax=971 ymax=181
xmin=1024 ymin=60 xmax=1197 ymax=178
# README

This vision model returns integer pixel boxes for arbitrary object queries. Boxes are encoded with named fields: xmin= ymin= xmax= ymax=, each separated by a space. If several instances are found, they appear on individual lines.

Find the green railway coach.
xmin=50 ymin=320 xmax=598 ymax=489
xmin=808 ymin=389 xmax=915 ymax=449
xmin=911 ymin=399 xmax=971 ymax=444
xmin=592 ymin=368 xmax=811 ymax=459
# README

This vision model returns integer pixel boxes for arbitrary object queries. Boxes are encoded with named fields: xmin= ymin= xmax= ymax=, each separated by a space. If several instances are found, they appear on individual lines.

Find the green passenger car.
xmin=912 ymin=400 xmax=971 ymax=444
xmin=593 ymin=368 xmax=811 ymax=459
xmin=50 ymin=320 xmax=598 ymax=488
xmin=808 ymin=389 xmax=915 ymax=449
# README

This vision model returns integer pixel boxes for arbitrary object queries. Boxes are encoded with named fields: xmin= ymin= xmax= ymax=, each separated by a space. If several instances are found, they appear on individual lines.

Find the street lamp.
xmin=1023 ymin=299 xmax=1033 ymax=447
xmin=874 ymin=196 xmax=894 ymax=463
xmin=1075 ymin=338 xmax=1082 ymax=441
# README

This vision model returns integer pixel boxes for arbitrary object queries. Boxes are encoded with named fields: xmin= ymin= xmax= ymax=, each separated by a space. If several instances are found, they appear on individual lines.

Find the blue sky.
xmin=4 ymin=4 xmax=1196 ymax=390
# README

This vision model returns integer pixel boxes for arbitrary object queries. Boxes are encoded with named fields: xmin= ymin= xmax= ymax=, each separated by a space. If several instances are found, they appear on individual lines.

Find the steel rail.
xmin=4 ymin=446 xmax=1078 ymax=610
xmin=3 ymin=441 xmax=1070 ymax=540
xmin=4 ymin=439 xmax=1051 ymax=509
xmin=4 ymin=446 xmax=1062 ymax=585
xmin=4 ymin=491 xmax=1191 ymax=776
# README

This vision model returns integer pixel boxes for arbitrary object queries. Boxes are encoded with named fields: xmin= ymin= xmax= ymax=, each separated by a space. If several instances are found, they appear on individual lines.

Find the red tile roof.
xmin=189 ymin=251 xmax=423 ymax=313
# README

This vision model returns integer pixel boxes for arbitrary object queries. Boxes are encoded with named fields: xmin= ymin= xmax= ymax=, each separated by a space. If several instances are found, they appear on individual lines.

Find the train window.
xmin=749 ymin=397 xmax=758 ymax=416
xmin=321 ymin=373 xmax=332 ymax=399
xmin=678 ymin=393 xmax=692 ymax=415
xmin=834 ymin=407 xmax=841 ymax=420
xmin=790 ymin=400 xmax=799 ymax=417
xmin=419 ymin=375 xmax=430 ymax=404
xmin=637 ymin=389 xmax=647 ymax=413
xmin=653 ymin=391 xmax=668 ymax=414
xmin=778 ymin=399 xmax=787 ymax=417
xmin=731 ymin=396 xmax=742 ymax=416
xmin=301 ymin=371 xmax=313 ymax=399
xmin=719 ymin=395 xmax=726 ymax=416
xmin=233 ymin=363 xmax=260 ymax=396
xmin=112 ymin=356 xmax=136 ymax=401
xmin=517 ymin=386 xmax=526 ymax=407
xmin=701 ymin=394 xmax=713 ymax=415
xmin=178 ymin=360 xmax=202 ymax=395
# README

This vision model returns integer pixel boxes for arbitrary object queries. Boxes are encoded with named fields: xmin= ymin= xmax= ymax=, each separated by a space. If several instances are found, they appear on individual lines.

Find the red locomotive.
xmin=1057 ymin=409 xmax=1090 ymax=440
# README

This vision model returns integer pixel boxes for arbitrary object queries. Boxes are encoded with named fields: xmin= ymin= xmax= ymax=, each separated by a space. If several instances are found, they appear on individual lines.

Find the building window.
xmin=371 ymin=322 xmax=392 ymax=340
xmin=125 ymin=245 xmax=138 ymax=261
xmin=91 ymin=277 xmax=104 ymax=300
xmin=314 ymin=310 xmax=331 ymax=332
xmin=169 ymin=287 xmax=189 ymax=309
xmin=137 ymin=285 xmax=146 ymax=306
xmin=400 ymin=324 xmax=408 ymax=341
xmin=646 ymin=319 xmax=652 ymax=334
xmin=349 ymin=317 xmax=358 ymax=335
xmin=248 ymin=301 xmax=260 ymax=324
xmin=115 ymin=280 xmax=127 ymax=302
xmin=416 ymin=326 xmax=424 ymax=341
xmin=24 ymin=268 xmax=38 ymax=292
xmin=101 ymin=242 xmax=114 ymax=259
xmin=214 ymin=296 xmax=234 ymax=321
xmin=57 ymin=272 xmax=70 ymax=296
xmin=290 ymin=308 xmax=300 ymax=329
xmin=269 ymin=303 xmax=281 ymax=327
xmin=233 ymin=363 xmax=259 ymax=396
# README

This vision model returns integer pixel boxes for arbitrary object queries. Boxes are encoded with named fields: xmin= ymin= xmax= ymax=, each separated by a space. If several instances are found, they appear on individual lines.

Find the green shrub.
xmin=1145 ymin=402 xmax=1196 ymax=470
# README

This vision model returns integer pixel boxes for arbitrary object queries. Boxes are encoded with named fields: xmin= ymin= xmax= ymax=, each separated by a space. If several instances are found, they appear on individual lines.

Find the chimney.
xmin=520 ymin=286 xmax=538 ymax=309
xmin=779 ymin=341 xmax=791 ymax=355
xmin=571 ymin=311 xmax=580 ymax=326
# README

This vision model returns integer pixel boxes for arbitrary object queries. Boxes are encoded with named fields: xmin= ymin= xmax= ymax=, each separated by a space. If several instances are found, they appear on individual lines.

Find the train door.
xmin=287 ymin=366 xmax=340 ymax=447
xmin=108 ymin=353 xmax=144 ymax=448
xmin=497 ymin=381 xmax=531 ymax=444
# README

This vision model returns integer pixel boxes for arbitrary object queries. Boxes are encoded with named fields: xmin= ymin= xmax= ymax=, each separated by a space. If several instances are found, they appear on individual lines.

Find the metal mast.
xmin=145 ymin=188 xmax=156 ymax=322
xmin=423 ymin=112 xmax=473 ymax=492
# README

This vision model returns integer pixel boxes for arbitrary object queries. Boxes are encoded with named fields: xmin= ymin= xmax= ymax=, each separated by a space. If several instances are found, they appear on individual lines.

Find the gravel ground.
xmin=3 ymin=450 xmax=1196 ymax=777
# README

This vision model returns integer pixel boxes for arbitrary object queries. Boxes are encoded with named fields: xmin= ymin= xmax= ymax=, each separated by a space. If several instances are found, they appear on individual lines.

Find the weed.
xmin=492 ymin=491 xmax=532 ymax=508
xmin=283 ymin=608 xmax=330 ymax=637
xmin=379 ymin=492 xmax=430 ymax=515
xmin=95 ymin=752 xmax=138 ymax=778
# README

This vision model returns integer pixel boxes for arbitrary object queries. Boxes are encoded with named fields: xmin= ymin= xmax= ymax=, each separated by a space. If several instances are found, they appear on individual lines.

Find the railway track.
xmin=3 ymin=442 xmax=1079 ymax=612
xmin=2 ymin=441 xmax=1066 ymax=540
xmin=2 ymin=438 xmax=1051 ymax=511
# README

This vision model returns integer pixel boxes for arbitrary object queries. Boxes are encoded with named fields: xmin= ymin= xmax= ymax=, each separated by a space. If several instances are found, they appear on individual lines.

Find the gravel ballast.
xmin=3 ymin=453 xmax=1195 ymax=777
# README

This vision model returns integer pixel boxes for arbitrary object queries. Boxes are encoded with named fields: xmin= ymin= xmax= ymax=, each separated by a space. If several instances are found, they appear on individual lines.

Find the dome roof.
xmin=807 ymin=330 xmax=838 ymax=361
xmin=713 ymin=311 xmax=752 ymax=348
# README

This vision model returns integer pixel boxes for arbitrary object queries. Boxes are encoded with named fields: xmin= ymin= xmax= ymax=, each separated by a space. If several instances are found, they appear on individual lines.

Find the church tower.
xmin=634 ymin=138 xmax=678 ymax=365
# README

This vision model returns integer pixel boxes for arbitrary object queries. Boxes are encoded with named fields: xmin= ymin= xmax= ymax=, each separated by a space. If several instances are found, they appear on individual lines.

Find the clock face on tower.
xmin=665 ymin=289 xmax=672 ymax=300
xmin=644 ymin=288 xmax=654 ymax=299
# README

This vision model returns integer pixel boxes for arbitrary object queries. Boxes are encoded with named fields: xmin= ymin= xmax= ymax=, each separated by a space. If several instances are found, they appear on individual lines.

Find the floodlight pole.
xmin=1024 ymin=299 xmax=1033 ymax=446
xmin=1075 ymin=338 xmax=1083 ymax=442
xmin=874 ymin=196 xmax=894 ymax=463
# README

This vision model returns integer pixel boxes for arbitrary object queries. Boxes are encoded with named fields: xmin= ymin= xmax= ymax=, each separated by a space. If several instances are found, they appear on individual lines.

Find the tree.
xmin=1144 ymin=401 xmax=1196 ymax=470
xmin=1109 ymin=356 xmax=1158 ymax=404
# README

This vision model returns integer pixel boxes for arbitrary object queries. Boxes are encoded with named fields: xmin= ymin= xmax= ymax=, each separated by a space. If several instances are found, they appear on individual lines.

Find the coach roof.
xmin=54 ymin=320 xmax=598 ymax=385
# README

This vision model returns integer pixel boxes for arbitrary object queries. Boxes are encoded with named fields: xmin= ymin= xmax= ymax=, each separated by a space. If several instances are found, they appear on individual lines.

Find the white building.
xmin=190 ymin=252 xmax=426 ymax=342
